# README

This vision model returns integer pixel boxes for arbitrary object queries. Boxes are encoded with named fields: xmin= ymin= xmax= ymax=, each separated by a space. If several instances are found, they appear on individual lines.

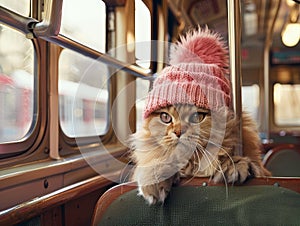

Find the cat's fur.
xmin=129 ymin=104 xmax=271 ymax=205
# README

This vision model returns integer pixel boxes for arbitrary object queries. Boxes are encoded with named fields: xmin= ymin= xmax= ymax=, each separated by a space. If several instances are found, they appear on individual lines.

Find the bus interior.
xmin=0 ymin=0 xmax=300 ymax=225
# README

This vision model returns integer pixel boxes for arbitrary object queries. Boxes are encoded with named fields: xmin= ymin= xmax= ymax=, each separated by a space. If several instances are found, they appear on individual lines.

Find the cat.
xmin=129 ymin=26 xmax=271 ymax=205
xmin=129 ymin=104 xmax=271 ymax=205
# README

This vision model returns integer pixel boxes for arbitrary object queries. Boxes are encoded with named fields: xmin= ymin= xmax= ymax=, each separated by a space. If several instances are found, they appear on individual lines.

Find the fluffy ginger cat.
xmin=129 ymin=27 xmax=271 ymax=205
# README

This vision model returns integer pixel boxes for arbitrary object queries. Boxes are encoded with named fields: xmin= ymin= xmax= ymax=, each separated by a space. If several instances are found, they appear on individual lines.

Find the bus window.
xmin=60 ymin=0 xmax=106 ymax=52
xmin=59 ymin=49 xmax=109 ymax=137
xmin=274 ymin=83 xmax=300 ymax=126
xmin=135 ymin=0 xmax=151 ymax=68
xmin=0 ymin=24 xmax=34 ymax=143
xmin=242 ymin=84 xmax=260 ymax=122
xmin=0 ymin=0 xmax=30 ymax=17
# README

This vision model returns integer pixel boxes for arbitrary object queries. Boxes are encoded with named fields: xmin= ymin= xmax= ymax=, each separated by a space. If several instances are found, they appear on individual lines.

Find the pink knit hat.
xmin=143 ymin=27 xmax=232 ymax=119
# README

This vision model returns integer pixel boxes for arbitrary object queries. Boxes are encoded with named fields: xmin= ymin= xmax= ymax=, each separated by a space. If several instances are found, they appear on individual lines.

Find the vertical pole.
xmin=263 ymin=37 xmax=270 ymax=142
xmin=262 ymin=0 xmax=281 ymax=143
xmin=227 ymin=0 xmax=243 ymax=156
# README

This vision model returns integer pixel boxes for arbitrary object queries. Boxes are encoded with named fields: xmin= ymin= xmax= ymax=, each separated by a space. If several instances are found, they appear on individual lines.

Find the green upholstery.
xmin=97 ymin=185 xmax=300 ymax=226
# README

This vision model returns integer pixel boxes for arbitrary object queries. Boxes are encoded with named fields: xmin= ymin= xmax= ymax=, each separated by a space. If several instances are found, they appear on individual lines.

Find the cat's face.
xmin=143 ymin=104 xmax=211 ymax=152
xmin=131 ymin=104 xmax=234 ymax=180
xmin=131 ymin=104 xmax=215 ymax=181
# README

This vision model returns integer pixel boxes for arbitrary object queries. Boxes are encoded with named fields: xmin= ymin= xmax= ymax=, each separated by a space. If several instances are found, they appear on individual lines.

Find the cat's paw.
xmin=213 ymin=156 xmax=261 ymax=184
xmin=137 ymin=176 xmax=178 ymax=205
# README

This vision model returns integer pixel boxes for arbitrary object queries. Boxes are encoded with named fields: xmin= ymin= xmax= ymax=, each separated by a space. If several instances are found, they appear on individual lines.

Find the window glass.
xmin=135 ymin=78 xmax=150 ymax=129
xmin=274 ymin=83 xmax=300 ymax=126
xmin=0 ymin=0 xmax=30 ymax=16
xmin=60 ymin=0 xmax=106 ymax=52
xmin=0 ymin=24 xmax=35 ymax=143
xmin=59 ymin=49 xmax=109 ymax=137
xmin=135 ymin=0 xmax=151 ymax=68
xmin=242 ymin=85 xmax=260 ymax=122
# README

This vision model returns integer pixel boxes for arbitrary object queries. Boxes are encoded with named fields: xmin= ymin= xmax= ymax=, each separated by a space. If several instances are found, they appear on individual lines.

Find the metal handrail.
xmin=0 ymin=6 xmax=37 ymax=35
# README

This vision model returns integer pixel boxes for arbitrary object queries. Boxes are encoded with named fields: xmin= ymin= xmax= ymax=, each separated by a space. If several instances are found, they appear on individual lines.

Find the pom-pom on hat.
xmin=143 ymin=27 xmax=231 ymax=119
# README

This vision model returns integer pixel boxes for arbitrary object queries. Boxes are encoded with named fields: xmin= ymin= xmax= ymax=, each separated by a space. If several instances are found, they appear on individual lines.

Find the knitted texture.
xmin=143 ymin=27 xmax=231 ymax=119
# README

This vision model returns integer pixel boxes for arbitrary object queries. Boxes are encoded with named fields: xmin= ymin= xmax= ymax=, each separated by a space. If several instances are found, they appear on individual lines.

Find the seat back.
xmin=91 ymin=178 xmax=300 ymax=226
xmin=263 ymin=144 xmax=300 ymax=177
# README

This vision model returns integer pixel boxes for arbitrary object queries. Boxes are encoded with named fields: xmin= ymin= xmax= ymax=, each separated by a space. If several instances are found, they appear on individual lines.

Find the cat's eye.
xmin=189 ymin=112 xmax=206 ymax=123
xmin=160 ymin=112 xmax=172 ymax=123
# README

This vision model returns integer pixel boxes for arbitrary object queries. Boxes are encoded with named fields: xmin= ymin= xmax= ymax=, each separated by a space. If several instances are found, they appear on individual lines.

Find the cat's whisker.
xmin=188 ymin=133 xmax=238 ymax=187
xmin=120 ymin=161 xmax=134 ymax=184
xmin=204 ymin=142 xmax=237 ymax=187
xmin=201 ymin=147 xmax=229 ymax=189
xmin=196 ymin=149 xmax=203 ymax=173
xmin=196 ymin=145 xmax=215 ymax=174
xmin=204 ymin=139 xmax=237 ymax=186
xmin=221 ymin=150 xmax=237 ymax=186
xmin=202 ymin=147 xmax=221 ymax=173
xmin=198 ymin=147 xmax=230 ymax=198
xmin=195 ymin=136 xmax=237 ymax=177
xmin=133 ymin=139 xmax=163 ymax=153
xmin=193 ymin=148 xmax=202 ymax=174
xmin=118 ymin=150 xmax=132 ymax=180
xmin=216 ymin=162 xmax=229 ymax=198
xmin=134 ymin=135 xmax=179 ymax=154
xmin=199 ymin=143 xmax=233 ymax=195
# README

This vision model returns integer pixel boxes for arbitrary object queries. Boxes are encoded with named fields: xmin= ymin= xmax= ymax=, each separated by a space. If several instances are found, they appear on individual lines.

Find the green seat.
xmin=263 ymin=146 xmax=300 ymax=177
xmin=93 ymin=184 xmax=300 ymax=226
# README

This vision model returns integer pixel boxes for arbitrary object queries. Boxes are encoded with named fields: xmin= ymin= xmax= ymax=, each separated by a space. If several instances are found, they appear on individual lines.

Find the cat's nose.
xmin=174 ymin=125 xmax=188 ymax=137
xmin=174 ymin=130 xmax=181 ymax=137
